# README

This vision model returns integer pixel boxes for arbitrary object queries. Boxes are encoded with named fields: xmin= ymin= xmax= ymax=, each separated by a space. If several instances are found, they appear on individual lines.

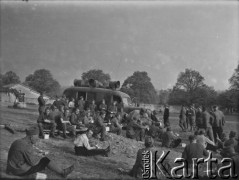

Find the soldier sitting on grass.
xmin=74 ymin=128 xmax=110 ymax=157
xmin=6 ymin=126 xmax=74 ymax=178
xmin=93 ymin=111 xmax=107 ymax=141
xmin=56 ymin=106 xmax=76 ymax=139
xmin=161 ymin=127 xmax=181 ymax=148
xmin=129 ymin=136 xmax=155 ymax=178
xmin=181 ymin=135 xmax=209 ymax=177
xmin=70 ymin=107 xmax=84 ymax=128
xmin=109 ymin=112 xmax=122 ymax=135
xmin=146 ymin=121 xmax=165 ymax=141
xmin=126 ymin=114 xmax=147 ymax=142
xmin=128 ymin=136 xmax=172 ymax=179
xmin=37 ymin=107 xmax=57 ymax=138
xmin=220 ymin=131 xmax=238 ymax=158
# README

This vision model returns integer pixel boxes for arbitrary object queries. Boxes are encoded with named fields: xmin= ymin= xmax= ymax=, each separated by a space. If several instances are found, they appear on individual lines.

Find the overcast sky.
xmin=1 ymin=1 xmax=238 ymax=90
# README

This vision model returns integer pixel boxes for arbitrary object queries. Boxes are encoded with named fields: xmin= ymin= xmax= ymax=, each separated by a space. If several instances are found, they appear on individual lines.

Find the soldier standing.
xmin=38 ymin=92 xmax=45 ymax=116
xmin=188 ymin=104 xmax=196 ymax=132
xmin=89 ymin=100 xmax=97 ymax=117
xmin=179 ymin=105 xmax=187 ymax=132
xmin=195 ymin=106 xmax=203 ymax=130
xmin=201 ymin=106 xmax=214 ymax=142
xmin=163 ymin=105 xmax=170 ymax=128
xmin=77 ymin=96 xmax=85 ymax=111
xmin=212 ymin=105 xmax=225 ymax=143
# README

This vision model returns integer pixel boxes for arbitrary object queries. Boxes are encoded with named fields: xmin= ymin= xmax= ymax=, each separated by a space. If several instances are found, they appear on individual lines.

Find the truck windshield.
xmin=122 ymin=97 xmax=131 ymax=106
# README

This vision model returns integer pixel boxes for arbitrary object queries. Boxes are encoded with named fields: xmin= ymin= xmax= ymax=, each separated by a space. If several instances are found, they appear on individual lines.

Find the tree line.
xmin=159 ymin=65 xmax=239 ymax=112
xmin=0 ymin=69 xmax=61 ymax=97
xmin=0 ymin=63 xmax=238 ymax=112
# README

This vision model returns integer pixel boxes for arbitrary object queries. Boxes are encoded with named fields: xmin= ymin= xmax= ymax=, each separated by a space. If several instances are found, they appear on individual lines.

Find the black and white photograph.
xmin=0 ymin=0 xmax=238 ymax=179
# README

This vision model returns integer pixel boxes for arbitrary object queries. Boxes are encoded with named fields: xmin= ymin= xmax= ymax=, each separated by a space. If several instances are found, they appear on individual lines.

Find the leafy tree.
xmin=172 ymin=69 xmax=205 ymax=104
xmin=192 ymin=85 xmax=217 ymax=106
xmin=170 ymin=68 xmax=217 ymax=106
xmin=229 ymin=62 xmax=239 ymax=90
xmin=24 ymin=69 xmax=61 ymax=96
xmin=158 ymin=89 xmax=171 ymax=105
xmin=121 ymin=71 xmax=157 ymax=104
xmin=217 ymin=90 xmax=238 ymax=113
xmin=2 ymin=71 xmax=21 ymax=85
xmin=81 ymin=69 xmax=111 ymax=85
xmin=0 ymin=73 xmax=3 ymax=88
xmin=175 ymin=68 xmax=205 ymax=93
xmin=169 ymin=85 xmax=217 ymax=107
xmin=168 ymin=88 xmax=188 ymax=105
xmin=217 ymin=62 xmax=239 ymax=112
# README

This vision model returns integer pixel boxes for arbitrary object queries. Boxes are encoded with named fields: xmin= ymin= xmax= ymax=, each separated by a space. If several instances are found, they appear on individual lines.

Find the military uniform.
xmin=163 ymin=107 xmax=170 ymax=127
xmin=109 ymin=116 xmax=122 ymax=135
xmin=212 ymin=109 xmax=225 ymax=142
xmin=37 ymin=95 xmax=45 ymax=116
xmin=37 ymin=111 xmax=56 ymax=138
xmin=99 ymin=103 xmax=107 ymax=112
xmin=188 ymin=108 xmax=196 ymax=131
xmin=7 ymin=137 xmax=50 ymax=176
xmin=70 ymin=112 xmax=83 ymax=128
xmin=179 ymin=106 xmax=187 ymax=131
xmin=58 ymin=112 xmax=76 ymax=138
xmin=201 ymin=110 xmax=214 ymax=142
xmin=77 ymin=99 xmax=85 ymax=111
xmin=126 ymin=119 xmax=145 ymax=141
xmin=94 ymin=115 xmax=106 ymax=141
xmin=161 ymin=130 xmax=181 ymax=148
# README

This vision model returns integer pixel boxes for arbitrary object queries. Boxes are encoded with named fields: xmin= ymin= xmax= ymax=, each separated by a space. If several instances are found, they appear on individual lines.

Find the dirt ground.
xmin=0 ymin=102 xmax=238 ymax=179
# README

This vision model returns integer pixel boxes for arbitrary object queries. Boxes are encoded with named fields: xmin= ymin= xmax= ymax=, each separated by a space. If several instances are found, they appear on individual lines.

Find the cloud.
xmin=211 ymin=78 xmax=217 ymax=84
xmin=155 ymin=51 xmax=172 ymax=65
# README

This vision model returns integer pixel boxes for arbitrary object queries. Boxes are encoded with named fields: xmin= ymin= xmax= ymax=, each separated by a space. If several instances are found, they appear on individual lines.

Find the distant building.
xmin=0 ymin=83 xmax=54 ymax=105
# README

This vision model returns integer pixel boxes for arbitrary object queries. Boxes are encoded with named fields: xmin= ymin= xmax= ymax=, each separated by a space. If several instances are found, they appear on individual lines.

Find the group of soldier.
xmin=129 ymin=104 xmax=239 ymax=178
xmin=179 ymin=104 xmax=239 ymax=163
xmin=37 ymin=92 xmax=183 ymax=150
xmin=37 ymin=92 xmax=123 ymax=141
xmin=179 ymin=104 xmax=225 ymax=144
xmin=5 ymin=92 xmax=238 ymax=179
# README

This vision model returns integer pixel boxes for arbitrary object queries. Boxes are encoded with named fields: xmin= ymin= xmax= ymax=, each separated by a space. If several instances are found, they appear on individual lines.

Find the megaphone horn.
xmin=88 ymin=79 xmax=96 ymax=87
xmin=109 ymin=81 xmax=120 ymax=90
xmin=74 ymin=79 xmax=82 ymax=87
xmin=115 ymin=81 xmax=120 ymax=89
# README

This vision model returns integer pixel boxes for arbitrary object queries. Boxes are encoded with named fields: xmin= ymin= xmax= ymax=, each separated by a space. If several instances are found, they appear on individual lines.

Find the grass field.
xmin=0 ymin=102 xmax=238 ymax=179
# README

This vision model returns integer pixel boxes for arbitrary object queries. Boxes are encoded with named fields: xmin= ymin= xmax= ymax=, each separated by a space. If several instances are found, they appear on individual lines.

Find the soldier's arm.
xmin=44 ymin=119 xmax=51 ymax=123
xmin=60 ymin=114 xmax=71 ymax=124
xmin=23 ymin=146 xmax=38 ymax=166
xmin=205 ymin=136 xmax=215 ymax=146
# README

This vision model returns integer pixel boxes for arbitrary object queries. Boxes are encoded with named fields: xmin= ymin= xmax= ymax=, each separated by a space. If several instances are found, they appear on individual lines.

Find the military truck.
xmin=63 ymin=79 xmax=140 ymax=113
